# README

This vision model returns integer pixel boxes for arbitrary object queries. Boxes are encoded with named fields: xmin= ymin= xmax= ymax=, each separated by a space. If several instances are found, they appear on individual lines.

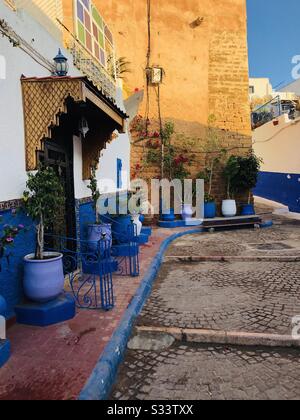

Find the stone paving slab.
xmin=110 ymin=342 xmax=300 ymax=400
xmin=166 ymin=221 xmax=300 ymax=257
xmin=137 ymin=260 xmax=300 ymax=335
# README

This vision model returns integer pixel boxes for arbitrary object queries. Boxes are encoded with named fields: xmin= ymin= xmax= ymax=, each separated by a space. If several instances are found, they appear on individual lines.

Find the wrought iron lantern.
xmin=79 ymin=117 xmax=89 ymax=138
xmin=53 ymin=49 xmax=69 ymax=77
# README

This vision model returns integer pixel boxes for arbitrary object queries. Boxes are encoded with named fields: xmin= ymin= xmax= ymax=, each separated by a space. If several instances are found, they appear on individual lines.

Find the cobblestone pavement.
xmin=111 ymin=216 xmax=300 ymax=400
xmin=137 ymin=260 xmax=300 ymax=334
xmin=166 ymin=220 xmax=300 ymax=257
xmin=111 ymin=343 xmax=300 ymax=400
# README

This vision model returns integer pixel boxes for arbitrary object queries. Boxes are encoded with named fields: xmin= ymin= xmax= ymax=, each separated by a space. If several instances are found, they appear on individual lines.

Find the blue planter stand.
xmin=0 ymin=339 xmax=10 ymax=368
xmin=141 ymin=227 xmax=152 ymax=236
xmin=15 ymin=294 xmax=76 ymax=327
xmin=160 ymin=208 xmax=176 ymax=222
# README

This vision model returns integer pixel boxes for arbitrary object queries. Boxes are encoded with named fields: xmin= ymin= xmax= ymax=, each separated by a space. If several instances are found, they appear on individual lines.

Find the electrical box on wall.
xmin=146 ymin=66 xmax=164 ymax=85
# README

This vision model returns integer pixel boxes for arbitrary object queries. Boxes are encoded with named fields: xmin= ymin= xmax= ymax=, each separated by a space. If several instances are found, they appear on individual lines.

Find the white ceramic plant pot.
xmin=132 ymin=214 xmax=142 ymax=236
xmin=181 ymin=204 xmax=194 ymax=220
xmin=222 ymin=200 xmax=237 ymax=217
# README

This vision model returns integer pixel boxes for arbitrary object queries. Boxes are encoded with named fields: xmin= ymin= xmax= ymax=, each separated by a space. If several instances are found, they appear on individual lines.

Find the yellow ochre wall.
xmin=94 ymin=0 xmax=251 ymax=135
xmin=91 ymin=0 xmax=252 ymax=206
xmin=58 ymin=1 xmax=252 ymax=207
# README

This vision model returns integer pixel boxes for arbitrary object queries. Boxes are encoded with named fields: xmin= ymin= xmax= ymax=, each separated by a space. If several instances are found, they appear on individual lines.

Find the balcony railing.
xmin=251 ymin=96 xmax=282 ymax=130
xmin=251 ymin=96 xmax=299 ymax=130
xmin=58 ymin=20 xmax=117 ymax=102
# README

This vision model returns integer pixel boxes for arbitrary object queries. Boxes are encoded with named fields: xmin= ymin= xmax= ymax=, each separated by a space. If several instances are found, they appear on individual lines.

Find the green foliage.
xmin=204 ymin=193 xmax=215 ymax=203
xmin=23 ymin=166 xmax=64 ymax=259
xmin=24 ymin=166 xmax=64 ymax=227
xmin=223 ymin=156 xmax=240 ymax=199
xmin=146 ymin=149 xmax=160 ymax=164
xmin=87 ymin=166 xmax=101 ymax=223
xmin=161 ymin=121 xmax=175 ymax=145
xmin=115 ymin=57 xmax=132 ymax=80
xmin=200 ymin=115 xmax=227 ymax=201
xmin=231 ymin=153 xmax=262 ymax=203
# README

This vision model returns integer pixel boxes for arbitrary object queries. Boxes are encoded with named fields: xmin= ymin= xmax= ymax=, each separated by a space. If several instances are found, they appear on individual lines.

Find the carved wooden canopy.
xmin=21 ymin=76 xmax=128 ymax=172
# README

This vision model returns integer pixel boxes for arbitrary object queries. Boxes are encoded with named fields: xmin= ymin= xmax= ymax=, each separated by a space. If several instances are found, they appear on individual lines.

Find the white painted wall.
xmin=0 ymin=3 xmax=130 ymax=202
xmin=0 ymin=3 xmax=79 ymax=202
xmin=249 ymin=77 xmax=297 ymax=102
xmin=73 ymin=124 xmax=131 ymax=199
xmin=253 ymin=113 xmax=300 ymax=174
xmin=279 ymin=79 xmax=300 ymax=96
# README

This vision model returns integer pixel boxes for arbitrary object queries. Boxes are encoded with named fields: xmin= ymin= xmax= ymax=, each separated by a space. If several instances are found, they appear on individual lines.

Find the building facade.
xmin=95 ymin=0 xmax=252 ymax=208
xmin=249 ymin=77 xmax=297 ymax=105
xmin=253 ymin=113 xmax=300 ymax=213
xmin=0 ymin=0 xmax=130 ymax=316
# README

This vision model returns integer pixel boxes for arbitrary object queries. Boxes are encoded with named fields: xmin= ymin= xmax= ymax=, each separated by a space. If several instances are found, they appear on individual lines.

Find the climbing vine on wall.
xmin=130 ymin=116 xmax=197 ymax=181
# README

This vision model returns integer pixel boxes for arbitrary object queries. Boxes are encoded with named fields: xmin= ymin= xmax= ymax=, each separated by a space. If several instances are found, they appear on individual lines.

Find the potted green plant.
xmin=234 ymin=153 xmax=262 ymax=216
xmin=201 ymin=115 xmax=227 ymax=218
xmin=23 ymin=166 xmax=65 ymax=303
xmin=222 ymin=156 xmax=240 ymax=217
xmin=87 ymin=166 xmax=112 ymax=251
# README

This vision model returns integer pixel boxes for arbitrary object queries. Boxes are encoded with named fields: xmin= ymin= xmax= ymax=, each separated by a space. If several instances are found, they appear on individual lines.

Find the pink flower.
xmin=18 ymin=224 xmax=24 ymax=229
xmin=6 ymin=237 xmax=14 ymax=243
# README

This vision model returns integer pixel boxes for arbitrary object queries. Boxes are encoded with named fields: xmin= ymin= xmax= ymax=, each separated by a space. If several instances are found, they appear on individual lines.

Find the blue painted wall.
xmin=78 ymin=201 xmax=95 ymax=242
xmin=254 ymin=171 xmax=300 ymax=213
xmin=0 ymin=201 xmax=107 ymax=318
xmin=0 ymin=210 xmax=35 ymax=318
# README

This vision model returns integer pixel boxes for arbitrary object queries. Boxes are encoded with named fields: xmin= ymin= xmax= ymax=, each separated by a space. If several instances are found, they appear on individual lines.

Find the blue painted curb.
xmin=78 ymin=219 xmax=273 ymax=400
xmin=78 ymin=228 xmax=204 ymax=400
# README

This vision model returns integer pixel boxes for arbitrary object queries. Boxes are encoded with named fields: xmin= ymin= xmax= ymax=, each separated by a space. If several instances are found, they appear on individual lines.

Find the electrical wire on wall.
xmin=144 ymin=0 xmax=152 ymax=137
xmin=156 ymin=84 xmax=165 ymax=179
xmin=144 ymin=0 xmax=165 ymax=179
xmin=0 ymin=19 xmax=55 ymax=73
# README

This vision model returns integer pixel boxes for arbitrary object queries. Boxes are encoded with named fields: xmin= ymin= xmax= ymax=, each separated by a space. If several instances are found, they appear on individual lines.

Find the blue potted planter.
xmin=241 ymin=204 xmax=255 ymax=216
xmin=23 ymin=252 xmax=65 ymax=303
xmin=204 ymin=202 xmax=216 ymax=219
xmin=102 ymin=215 xmax=133 ymax=244
xmin=87 ymin=223 xmax=112 ymax=252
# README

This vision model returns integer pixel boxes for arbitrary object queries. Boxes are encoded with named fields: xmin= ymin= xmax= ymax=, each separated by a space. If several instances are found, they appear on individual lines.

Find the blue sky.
xmin=247 ymin=0 xmax=300 ymax=89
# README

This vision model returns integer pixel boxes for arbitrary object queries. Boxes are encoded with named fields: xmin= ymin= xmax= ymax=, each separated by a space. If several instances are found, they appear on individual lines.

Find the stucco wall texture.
xmin=96 ymin=0 xmax=251 ymax=132
xmin=94 ymin=0 xmax=252 ymax=207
